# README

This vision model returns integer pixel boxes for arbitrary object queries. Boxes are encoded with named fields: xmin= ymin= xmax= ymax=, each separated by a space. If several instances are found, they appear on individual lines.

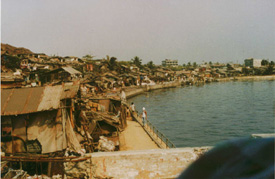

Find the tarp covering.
xmin=27 ymin=110 xmax=67 ymax=153
xmin=26 ymin=109 xmax=81 ymax=154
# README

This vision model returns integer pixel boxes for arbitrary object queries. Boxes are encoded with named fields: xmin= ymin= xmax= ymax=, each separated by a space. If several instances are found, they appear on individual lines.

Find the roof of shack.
xmin=62 ymin=67 xmax=82 ymax=74
xmin=1 ymin=85 xmax=64 ymax=116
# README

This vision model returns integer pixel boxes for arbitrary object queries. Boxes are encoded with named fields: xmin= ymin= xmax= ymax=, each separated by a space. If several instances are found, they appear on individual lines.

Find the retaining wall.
xmin=125 ymin=81 xmax=181 ymax=99
xmin=217 ymin=75 xmax=275 ymax=82
xmin=88 ymin=147 xmax=210 ymax=179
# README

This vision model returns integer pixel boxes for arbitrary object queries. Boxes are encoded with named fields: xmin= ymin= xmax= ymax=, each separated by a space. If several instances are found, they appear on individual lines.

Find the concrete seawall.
xmin=125 ymin=81 xmax=181 ymax=99
xmin=89 ymin=147 xmax=210 ymax=179
xmin=125 ymin=75 xmax=275 ymax=99
xmin=217 ymin=75 xmax=275 ymax=82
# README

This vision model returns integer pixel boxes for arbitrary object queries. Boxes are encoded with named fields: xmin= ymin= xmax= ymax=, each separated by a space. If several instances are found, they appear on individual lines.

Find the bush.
xmin=2 ymin=55 xmax=21 ymax=71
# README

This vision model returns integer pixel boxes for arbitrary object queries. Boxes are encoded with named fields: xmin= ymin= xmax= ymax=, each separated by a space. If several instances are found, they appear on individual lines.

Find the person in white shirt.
xmin=130 ymin=102 xmax=135 ymax=112
xmin=120 ymin=89 xmax=126 ymax=102
xmin=142 ymin=107 xmax=147 ymax=126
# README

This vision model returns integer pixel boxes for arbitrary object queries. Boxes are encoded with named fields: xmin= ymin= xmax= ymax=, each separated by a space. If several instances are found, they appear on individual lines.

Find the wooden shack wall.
xmin=98 ymin=99 xmax=110 ymax=112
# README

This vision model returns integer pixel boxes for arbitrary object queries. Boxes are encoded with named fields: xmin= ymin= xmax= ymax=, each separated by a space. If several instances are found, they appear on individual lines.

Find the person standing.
xmin=130 ymin=102 xmax=135 ymax=112
xmin=142 ymin=107 xmax=147 ymax=126
xmin=120 ymin=89 xmax=126 ymax=102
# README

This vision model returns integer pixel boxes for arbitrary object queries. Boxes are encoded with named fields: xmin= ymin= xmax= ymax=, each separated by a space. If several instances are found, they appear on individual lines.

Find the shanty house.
xmin=1 ymin=73 xmax=24 ymax=89
xmin=153 ymin=69 xmax=166 ymax=78
xmin=41 ymin=66 xmax=82 ymax=84
xmin=1 ymin=85 xmax=81 ymax=155
xmin=64 ymin=56 xmax=83 ymax=63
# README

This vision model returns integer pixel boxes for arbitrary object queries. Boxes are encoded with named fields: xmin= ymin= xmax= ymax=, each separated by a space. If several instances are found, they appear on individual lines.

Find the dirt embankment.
xmin=1 ymin=43 xmax=33 ymax=55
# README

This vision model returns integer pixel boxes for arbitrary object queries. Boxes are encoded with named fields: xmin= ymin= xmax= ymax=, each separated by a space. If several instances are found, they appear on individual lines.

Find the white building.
xmin=162 ymin=59 xmax=178 ymax=67
xmin=244 ymin=58 xmax=262 ymax=68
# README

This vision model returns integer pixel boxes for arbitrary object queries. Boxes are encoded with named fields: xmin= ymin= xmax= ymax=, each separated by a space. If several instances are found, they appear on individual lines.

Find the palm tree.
xmin=131 ymin=56 xmax=142 ymax=68
xmin=147 ymin=61 xmax=156 ymax=69
xmin=110 ymin=57 xmax=117 ymax=67
xmin=107 ymin=56 xmax=117 ymax=71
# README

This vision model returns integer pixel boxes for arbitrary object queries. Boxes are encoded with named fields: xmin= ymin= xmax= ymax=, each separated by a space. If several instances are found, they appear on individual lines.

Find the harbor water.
xmin=130 ymin=80 xmax=275 ymax=147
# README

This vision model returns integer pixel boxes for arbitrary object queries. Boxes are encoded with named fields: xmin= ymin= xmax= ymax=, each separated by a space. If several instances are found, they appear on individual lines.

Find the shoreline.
xmin=216 ymin=75 xmax=275 ymax=82
xmin=125 ymin=80 xmax=181 ymax=99
xmin=125 ymin=75 xmax=275 ymax=99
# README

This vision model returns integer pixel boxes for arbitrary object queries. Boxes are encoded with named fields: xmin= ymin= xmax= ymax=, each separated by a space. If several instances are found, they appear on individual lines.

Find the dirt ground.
xmin=119 ymin=120 xmax=159 ymax=151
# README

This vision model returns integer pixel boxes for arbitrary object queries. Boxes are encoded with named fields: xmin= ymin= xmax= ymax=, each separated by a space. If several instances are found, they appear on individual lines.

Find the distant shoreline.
xmin=125 ymin=81 xmax=181 ymax=99
xmin=125 ymin=75 xmax=275 ymax=99
xmin=216 ymin=75 xmax=275 ymax=82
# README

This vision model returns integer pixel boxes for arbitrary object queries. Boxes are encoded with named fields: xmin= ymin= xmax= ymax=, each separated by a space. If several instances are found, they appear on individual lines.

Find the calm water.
xmin=130 ymin=81 xmax=275 ymax=147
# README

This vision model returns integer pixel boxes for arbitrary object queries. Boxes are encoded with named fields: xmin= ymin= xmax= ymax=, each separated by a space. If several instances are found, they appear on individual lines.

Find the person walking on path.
xmin=142 ymin=107 xmax=147 ymax=126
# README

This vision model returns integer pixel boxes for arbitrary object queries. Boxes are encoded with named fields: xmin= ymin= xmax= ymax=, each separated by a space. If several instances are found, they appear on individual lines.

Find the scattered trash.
xmin=98 ymin=136 xmax=115 ymax=152
xmin=3 ymin=169 xmax=27 ymax=179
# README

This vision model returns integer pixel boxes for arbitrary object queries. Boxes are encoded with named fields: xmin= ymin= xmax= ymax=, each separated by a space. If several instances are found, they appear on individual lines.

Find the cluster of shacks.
xmin=1 ymin=84 xmax=81 ymax=154
xmin=1 ymin=80 xmax=128 ymax=177
xmin=1 ymin=83 xmax=128 ymax=152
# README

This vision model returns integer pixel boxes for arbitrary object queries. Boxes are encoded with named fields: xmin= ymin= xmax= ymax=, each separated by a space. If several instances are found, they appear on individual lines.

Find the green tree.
xmin=270 ymin=61 xmax=274 ymax=66
xmin=131 ymin=56 xmax=142 ymax=68
xmin=193 ymin=62 xmax=197 ymax=68
xmin=209 ymin=61 xmax=213 ymax=65
xmin=2 ymin=55 xmax=21 ymax=71
xmin=263 ymin=65 xmax=274 ymax=75
xmin=109 ymin=57 xmax=117 ymax=70
xmin=261 ymin=59 xmax=269 ymax=66
xmin=147 ymin=61 xmax=155 ymax=69
xmin=185 ymin=62 xmax=192 ymax=70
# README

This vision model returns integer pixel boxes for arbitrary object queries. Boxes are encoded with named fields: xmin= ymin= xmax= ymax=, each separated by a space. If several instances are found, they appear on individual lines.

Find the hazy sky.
xmin=2 ymin=0 xmax=275 ymax=64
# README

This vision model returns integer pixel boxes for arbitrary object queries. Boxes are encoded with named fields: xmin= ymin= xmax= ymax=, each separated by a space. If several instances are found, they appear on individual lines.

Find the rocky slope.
xmin=1 ymin=43 xmax=33 ymax=55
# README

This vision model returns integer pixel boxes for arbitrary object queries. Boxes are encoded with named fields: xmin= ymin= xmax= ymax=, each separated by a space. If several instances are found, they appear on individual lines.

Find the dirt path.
xmin=119 ymin=120 xmax=159 ymax=151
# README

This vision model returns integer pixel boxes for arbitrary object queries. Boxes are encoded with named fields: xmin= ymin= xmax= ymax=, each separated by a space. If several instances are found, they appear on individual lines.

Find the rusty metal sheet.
xmin=23 ymin=87 xmax=44 ymax=113
xmin=1 ymin=86 xmax=64 ymax=116
xmin=1 ymin=89 xmax=13 ymax=112
xmin=2 ymin=87 xmax=43 ymax=116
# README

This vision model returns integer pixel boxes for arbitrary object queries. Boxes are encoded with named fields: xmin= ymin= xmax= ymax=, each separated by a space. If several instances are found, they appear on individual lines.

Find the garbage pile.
xmin=98 ymin=136 xmax=115 ymax=152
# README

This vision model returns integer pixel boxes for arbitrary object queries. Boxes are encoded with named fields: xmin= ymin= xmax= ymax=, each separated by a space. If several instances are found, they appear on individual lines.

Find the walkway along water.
xmin=123 ymin=81 xmax=180 ymax=149
xmin=129 ymin=107 xmax=176 ymax=149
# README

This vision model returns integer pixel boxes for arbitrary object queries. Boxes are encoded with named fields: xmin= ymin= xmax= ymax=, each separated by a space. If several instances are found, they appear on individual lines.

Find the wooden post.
xmin=47 ymin=162 xmax=52 ymax=177
xmin=11 ymin=117 xmax=15 ymax=155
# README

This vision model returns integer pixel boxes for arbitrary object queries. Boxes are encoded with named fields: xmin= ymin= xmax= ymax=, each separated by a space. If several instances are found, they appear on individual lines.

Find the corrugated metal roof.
xmin=62 ymin=67 xmax=82 ymax=75
xmin=1 ymin=86 xmax=63 ymax=116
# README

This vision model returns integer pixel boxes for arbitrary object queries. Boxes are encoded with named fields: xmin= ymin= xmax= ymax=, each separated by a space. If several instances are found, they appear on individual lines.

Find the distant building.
xmin=244 ymin=58 xmax=262 ymax=68
xmin=162 ymin=59 xmax=178 ymax=67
